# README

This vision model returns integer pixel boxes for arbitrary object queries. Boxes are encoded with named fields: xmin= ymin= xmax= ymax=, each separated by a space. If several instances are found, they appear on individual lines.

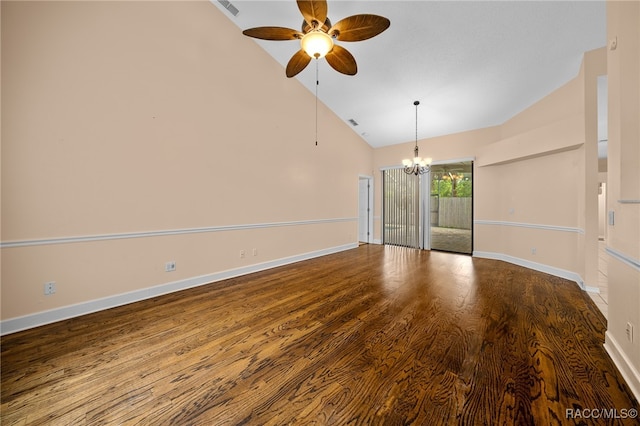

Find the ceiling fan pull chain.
xmin=315 ymin=59 xmax=319 ymax=146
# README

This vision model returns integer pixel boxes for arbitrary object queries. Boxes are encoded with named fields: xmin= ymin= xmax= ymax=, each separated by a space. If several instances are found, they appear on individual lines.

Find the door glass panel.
xmin=429 ymin=162 xmax=473 ymax=254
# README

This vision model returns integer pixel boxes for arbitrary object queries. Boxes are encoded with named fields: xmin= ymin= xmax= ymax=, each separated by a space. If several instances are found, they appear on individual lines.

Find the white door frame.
xmin=421 ymin=171 xmax=431 ymax=250
xmin=358 ymin=175 xmax=374 ymax=243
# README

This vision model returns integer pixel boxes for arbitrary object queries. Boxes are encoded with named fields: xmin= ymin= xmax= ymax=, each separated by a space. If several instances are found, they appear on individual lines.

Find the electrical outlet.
xmin=626 ymin=322 xmax=634 ymax=342
xmin=531 ymin=247 xmax=537 ymax=255
xmin=240 ymin=250 xmax=245 ymax=259
xmin=252 ymin=248 xmax=257 ymax=256
xmin=165 ymin=261 xmax=176 ymax=272
xmin=44 ymin=281 xmax=56 ymax=295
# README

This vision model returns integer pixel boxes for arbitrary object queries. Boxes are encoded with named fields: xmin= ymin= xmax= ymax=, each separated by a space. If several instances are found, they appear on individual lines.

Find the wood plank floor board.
xmin=2 ymin=245 xmax=638 ymax=425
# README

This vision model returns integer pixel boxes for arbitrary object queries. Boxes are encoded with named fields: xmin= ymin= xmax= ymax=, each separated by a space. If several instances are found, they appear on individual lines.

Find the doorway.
xmin=428 ymin=161 xmax=473 ymax=254
xmin=590 ymin=74 xmax=609 ymax=315
xmin=358 ymin=176 xmax=373 ymax=244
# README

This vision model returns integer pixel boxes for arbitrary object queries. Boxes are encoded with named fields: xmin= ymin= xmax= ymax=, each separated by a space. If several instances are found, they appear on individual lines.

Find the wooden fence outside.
xmin=430 ymin=197 xmax=472 ymax=229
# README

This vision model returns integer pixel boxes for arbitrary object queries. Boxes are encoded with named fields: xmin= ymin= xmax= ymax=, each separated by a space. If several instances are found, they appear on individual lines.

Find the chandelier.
xmin=402 ymin=101 xmax=432 ymax=175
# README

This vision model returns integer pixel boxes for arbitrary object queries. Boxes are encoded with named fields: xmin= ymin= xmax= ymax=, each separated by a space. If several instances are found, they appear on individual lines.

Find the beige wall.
xmin=604 ymin=0 xmax=640 ymax=399
xmin=1 ymin=2 xmax=373 ymax=326
xmin=475 ymin=147 xmax=584 ymax=271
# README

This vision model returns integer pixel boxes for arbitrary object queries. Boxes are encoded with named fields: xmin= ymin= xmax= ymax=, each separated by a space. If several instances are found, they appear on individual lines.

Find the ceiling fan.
xmin=242 ymin=0 xmax=390 ymax=78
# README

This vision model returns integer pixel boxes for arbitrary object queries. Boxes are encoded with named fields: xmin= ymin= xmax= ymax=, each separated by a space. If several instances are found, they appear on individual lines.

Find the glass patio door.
xmin=429 ymin=161 xmax=473 ymax=254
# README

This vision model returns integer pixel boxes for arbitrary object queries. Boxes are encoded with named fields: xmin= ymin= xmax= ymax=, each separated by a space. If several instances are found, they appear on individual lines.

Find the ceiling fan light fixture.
xmin=301 ymin=30 xmax=334 ymax=58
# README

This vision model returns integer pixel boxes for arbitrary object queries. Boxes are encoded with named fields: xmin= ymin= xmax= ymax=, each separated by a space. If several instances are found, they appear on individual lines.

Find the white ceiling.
xmin=212 ymin=0 xmax=606 ymax=148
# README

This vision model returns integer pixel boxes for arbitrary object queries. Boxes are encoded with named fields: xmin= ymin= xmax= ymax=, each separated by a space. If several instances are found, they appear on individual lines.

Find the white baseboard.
xmin=1 ymin=243 xmax=358 ymax=335
xmin=584 ymin=285 xmax=601 ymax=294
xmin=604 ymin=331 xmax=640 ymax=402
xmin=473 ymin=251 xmax=586 ymax=290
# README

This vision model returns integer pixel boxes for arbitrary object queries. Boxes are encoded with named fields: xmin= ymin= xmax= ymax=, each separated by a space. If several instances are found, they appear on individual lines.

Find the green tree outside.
xmin=431 ymin=173 xmax=471 ymax=197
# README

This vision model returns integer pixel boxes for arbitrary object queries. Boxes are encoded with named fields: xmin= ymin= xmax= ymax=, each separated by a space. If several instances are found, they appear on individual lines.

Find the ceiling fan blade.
xmin=325 ymin=45 xmax=357 ymax=76
xmin=329 ymin=14 xmax=390 ymax=42
xmin=242 ymin=26 xmax=303 ymax=41
xmin=297 ymin=0 xmax=328 ymax=29
xmin=286 ymin=50 xmax=312 ymax=78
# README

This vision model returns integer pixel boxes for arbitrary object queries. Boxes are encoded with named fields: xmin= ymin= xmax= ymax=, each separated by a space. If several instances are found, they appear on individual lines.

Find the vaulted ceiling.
xmin=212 ymin=1 xmax=606 ymax=148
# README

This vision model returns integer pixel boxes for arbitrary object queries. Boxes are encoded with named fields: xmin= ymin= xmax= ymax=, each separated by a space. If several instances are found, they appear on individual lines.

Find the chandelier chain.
xmin=415 ymin=101 xmax=418 ymax=150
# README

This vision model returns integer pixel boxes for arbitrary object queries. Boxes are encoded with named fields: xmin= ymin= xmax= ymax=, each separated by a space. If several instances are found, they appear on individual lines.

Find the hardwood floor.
xmin=2 ymin=245 xmax=638 ymax=425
